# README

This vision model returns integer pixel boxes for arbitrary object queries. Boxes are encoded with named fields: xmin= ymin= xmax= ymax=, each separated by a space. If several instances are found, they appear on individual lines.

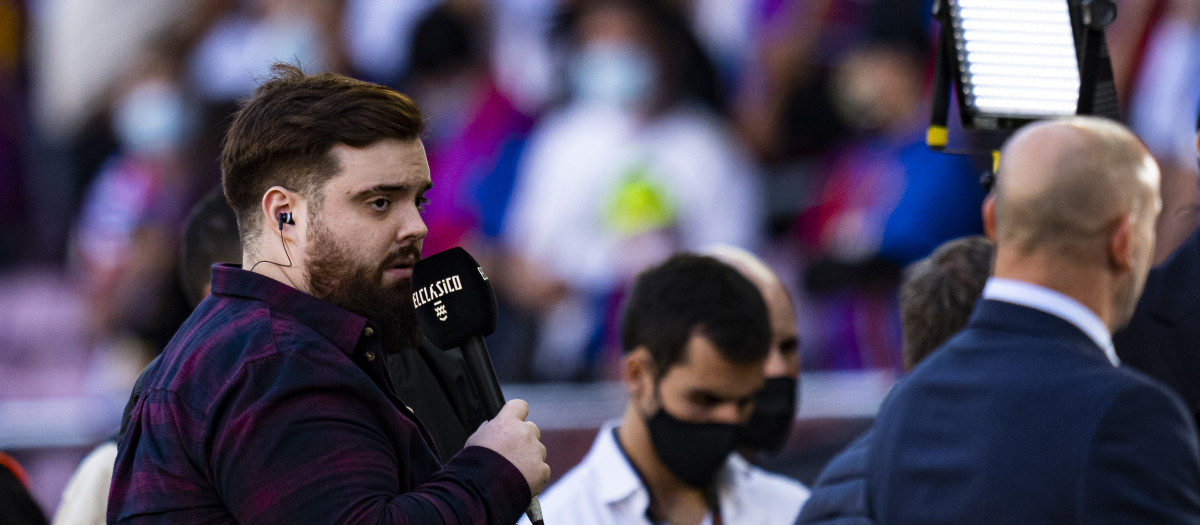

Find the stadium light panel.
xmin=928 ymin=0 xmax=1119 ymax=155
xmin=949 ymin=0 xmax=1080 ymax=125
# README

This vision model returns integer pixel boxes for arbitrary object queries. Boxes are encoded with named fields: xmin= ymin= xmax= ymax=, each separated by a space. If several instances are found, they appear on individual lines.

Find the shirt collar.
xmin=591 ymin=421 xmax=742 ymax=518
xmin=209 ymin=264 xmax=370 ymax=358
xmin=982 ymin=277 xmax=1119 ymax=366
xmin=592 ymin=422 xmax=650 ymax=509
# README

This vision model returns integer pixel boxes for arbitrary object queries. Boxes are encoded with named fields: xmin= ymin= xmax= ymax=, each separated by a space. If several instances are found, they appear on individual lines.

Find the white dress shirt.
xmin=522 ymin=421 xmax=809 ymax=525
xmin=53 ymin=441 xmax=117 ymax=525
xmin=982 ymin=277 xmax=1119 ymax=366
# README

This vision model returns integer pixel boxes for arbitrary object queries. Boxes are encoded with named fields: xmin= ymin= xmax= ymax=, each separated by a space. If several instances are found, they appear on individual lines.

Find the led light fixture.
xmin=952 ymin=0 xmax=1080 ymax=123
xmin=928 ymin=0 xmax=1118 ymax=151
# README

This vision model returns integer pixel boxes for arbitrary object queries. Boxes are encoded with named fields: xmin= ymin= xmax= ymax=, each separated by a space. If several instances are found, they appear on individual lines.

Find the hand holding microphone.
xmin=412 ymin=248 xmax=548 ymax=524
xmin=466 ymin=399 xmax=550 ymax=495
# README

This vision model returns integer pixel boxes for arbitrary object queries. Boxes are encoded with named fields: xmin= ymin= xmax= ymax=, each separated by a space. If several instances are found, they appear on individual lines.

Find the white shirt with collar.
xmin=982 ymin=277 xmax=1119 ymax=366
xmin=521 ymin=421 xmax=809 ymax=525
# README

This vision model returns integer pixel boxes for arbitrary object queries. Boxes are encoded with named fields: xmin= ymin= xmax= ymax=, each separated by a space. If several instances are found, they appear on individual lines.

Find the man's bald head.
xmin=702 ymin=245 xmax=801 ymax=453
xmin=703 ymin=245 xmax=799 ymax=380
xmin=992 ymin=116 xmax=1161 ymax=264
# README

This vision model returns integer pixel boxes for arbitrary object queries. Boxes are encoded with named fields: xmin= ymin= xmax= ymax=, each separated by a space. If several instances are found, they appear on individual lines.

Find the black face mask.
xmin=736 ymin=376 xmax=797 ymax=453
xmin=646 ymin=407 xmax=740 ymax=488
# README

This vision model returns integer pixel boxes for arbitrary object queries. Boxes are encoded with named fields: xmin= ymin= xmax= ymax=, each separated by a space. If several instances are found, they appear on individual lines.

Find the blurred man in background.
xmin=897 ymin=235 xmax=992 ymax=371
xmin=704 ymin=244 xmax=802 ymax=457
xmin=798 ymin=234 xmax=994 ymax=524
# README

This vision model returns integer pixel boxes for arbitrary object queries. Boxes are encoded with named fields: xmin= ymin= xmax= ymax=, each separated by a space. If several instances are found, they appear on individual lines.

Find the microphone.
xmin=411 ymin=247 xmax=545 ymax=525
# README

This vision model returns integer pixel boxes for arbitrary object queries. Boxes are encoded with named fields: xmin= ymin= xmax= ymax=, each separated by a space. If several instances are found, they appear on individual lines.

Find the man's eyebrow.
xmin=691 ymin=388 xmax=759 ymax=404
xmin=351 ymin=182 xmax=432 ymax=198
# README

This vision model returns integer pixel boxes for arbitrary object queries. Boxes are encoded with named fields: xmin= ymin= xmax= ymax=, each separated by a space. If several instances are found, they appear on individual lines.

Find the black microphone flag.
xmin=411 ymin=247 xmax=498 ymax=349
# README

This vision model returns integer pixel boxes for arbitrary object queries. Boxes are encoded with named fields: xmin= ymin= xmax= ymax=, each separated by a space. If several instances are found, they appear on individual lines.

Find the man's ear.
xmin=982 ymin=195 xmax=997 ymax=241
xmin=1108 ymin=215 xmax=1134 ymax=272
xmin=623 ymin=347 xmax=655 ymax=400
xmin=262 ymin=186 xmax=300 ymax=235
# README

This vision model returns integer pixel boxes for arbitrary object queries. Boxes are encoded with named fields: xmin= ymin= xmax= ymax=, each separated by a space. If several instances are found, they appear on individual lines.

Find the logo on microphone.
xmin=478 ymin=267 xmax=488 ymax=281
xmin=412 ymin=275 xmax=464 ymax=309
xmin=433 ymin=300 xmax=448 ymax=321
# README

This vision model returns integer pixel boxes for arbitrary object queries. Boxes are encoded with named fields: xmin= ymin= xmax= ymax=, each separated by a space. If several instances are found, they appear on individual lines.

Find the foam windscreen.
xmin=411 ymin=247 xmax=498 ymax=349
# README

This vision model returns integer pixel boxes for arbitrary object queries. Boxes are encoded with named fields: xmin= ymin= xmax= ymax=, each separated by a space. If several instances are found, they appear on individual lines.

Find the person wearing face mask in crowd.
xmin=704 ymin=245 xmax=802 ymax=458
xmin=500 ymin=0 xmax=761 ymax=381
xmin=797 ymin=28 xmax=985 ymax=370
xmin=523 ymin=255 xmax=809 ymax=525
xmin=71 ymin=53 xmax=200 ymax=352
xmin=66 ymin=47 xmax=201 ymax=426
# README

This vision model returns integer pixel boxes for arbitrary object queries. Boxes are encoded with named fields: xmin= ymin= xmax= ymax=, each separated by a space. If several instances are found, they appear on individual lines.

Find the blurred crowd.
xmin=2 ymin=0 xmax=1200 ymax=519
xmin=1 ymin=0 xmax=1199 ymax=388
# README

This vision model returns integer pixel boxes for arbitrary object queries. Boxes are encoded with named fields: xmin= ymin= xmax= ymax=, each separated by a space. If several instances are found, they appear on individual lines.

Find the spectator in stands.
xmin=501 ymin=0 xmax=761 ymax=381
xmin=527 ymin=254 xmax=808 ymax=524
xmin=52 ymin=185 xmax=239 ymax=525
xmin=1125 ymin=0 xmax=1200 ymax=263
xmin=797 ymin=4 xmax=985 ymax=370
xmin=400 ymin=4 xmax=534 ymax=257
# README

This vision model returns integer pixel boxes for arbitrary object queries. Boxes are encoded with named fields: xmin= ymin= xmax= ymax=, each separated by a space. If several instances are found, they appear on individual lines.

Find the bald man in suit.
xmin=867 ymin=117 xmax=1200 ymax=523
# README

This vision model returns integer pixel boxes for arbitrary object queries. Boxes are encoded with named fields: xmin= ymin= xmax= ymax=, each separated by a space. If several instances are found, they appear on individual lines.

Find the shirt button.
xmin=363 ymin=327 xmax=374 ymax=337
xmin=365 ymin=351 xmax=376 ymax=362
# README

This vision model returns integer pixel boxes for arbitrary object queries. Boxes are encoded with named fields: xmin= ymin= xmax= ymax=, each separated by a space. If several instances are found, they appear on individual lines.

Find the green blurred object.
xmin=603 ymin=163 xmax=676 ymax=236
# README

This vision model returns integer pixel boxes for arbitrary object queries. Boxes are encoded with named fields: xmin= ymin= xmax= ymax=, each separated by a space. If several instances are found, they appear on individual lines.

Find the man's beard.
xmin=305 ymin=223 xmax=423 ymax=352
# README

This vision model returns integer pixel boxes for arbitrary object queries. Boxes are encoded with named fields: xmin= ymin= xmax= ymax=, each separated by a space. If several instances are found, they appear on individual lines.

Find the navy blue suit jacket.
xmin=865 ymin=299 xmax=1200 ymax=524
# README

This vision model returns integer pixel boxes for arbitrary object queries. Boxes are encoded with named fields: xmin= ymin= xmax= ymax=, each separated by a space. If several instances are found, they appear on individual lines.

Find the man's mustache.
xmin=384 ymin=245 xmax=423 ymax=270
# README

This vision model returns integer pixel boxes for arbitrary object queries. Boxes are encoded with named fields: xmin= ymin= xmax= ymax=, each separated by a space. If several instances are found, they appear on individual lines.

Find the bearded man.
xmin=108 ymin=64 xmax=549 ymax=524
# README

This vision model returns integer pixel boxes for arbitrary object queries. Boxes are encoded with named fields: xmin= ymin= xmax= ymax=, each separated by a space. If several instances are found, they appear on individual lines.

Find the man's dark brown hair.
xmin=620 ymin=254 xmax=771 ymax=379
xmin=899 ymin=235 xmax=993 ymax=371
xmin=220 ymin=63 xmax=424 ymax=244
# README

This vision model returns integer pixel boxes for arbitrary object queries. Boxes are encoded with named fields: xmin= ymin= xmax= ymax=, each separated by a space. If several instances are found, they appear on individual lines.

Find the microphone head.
xmin=411 ymin=247 xmax=498 ymax=349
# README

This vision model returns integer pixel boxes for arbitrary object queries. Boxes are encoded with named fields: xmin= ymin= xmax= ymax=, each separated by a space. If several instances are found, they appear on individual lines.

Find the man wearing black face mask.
xmin=525 ymin=254 xmax=810 ymax=525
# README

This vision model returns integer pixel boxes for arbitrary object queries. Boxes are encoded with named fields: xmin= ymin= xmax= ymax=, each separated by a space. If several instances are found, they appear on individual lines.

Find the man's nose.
xmin=710 ymin=401 xmax=750 ymax=425
xmin=396 ymin=204 xmax=428 ymax=244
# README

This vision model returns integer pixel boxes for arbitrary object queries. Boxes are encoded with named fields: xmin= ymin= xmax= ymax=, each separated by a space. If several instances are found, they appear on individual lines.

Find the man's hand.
xmin=466 ymin=399 xmax=551 ymax=495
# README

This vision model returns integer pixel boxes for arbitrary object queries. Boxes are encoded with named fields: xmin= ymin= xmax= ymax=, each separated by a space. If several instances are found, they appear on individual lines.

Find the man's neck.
xmin=617 ymin=406 xmax=712 ymax=525
xmin=992 ymin=249 xmax=1116 ymax=330
xmin=243 ymin=248 xmax=307 ymax=294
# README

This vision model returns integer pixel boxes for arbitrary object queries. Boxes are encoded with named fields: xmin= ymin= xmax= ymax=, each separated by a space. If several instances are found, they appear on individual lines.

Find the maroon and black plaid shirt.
xmin=108 ymin=264 xmax=529 ymax=524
